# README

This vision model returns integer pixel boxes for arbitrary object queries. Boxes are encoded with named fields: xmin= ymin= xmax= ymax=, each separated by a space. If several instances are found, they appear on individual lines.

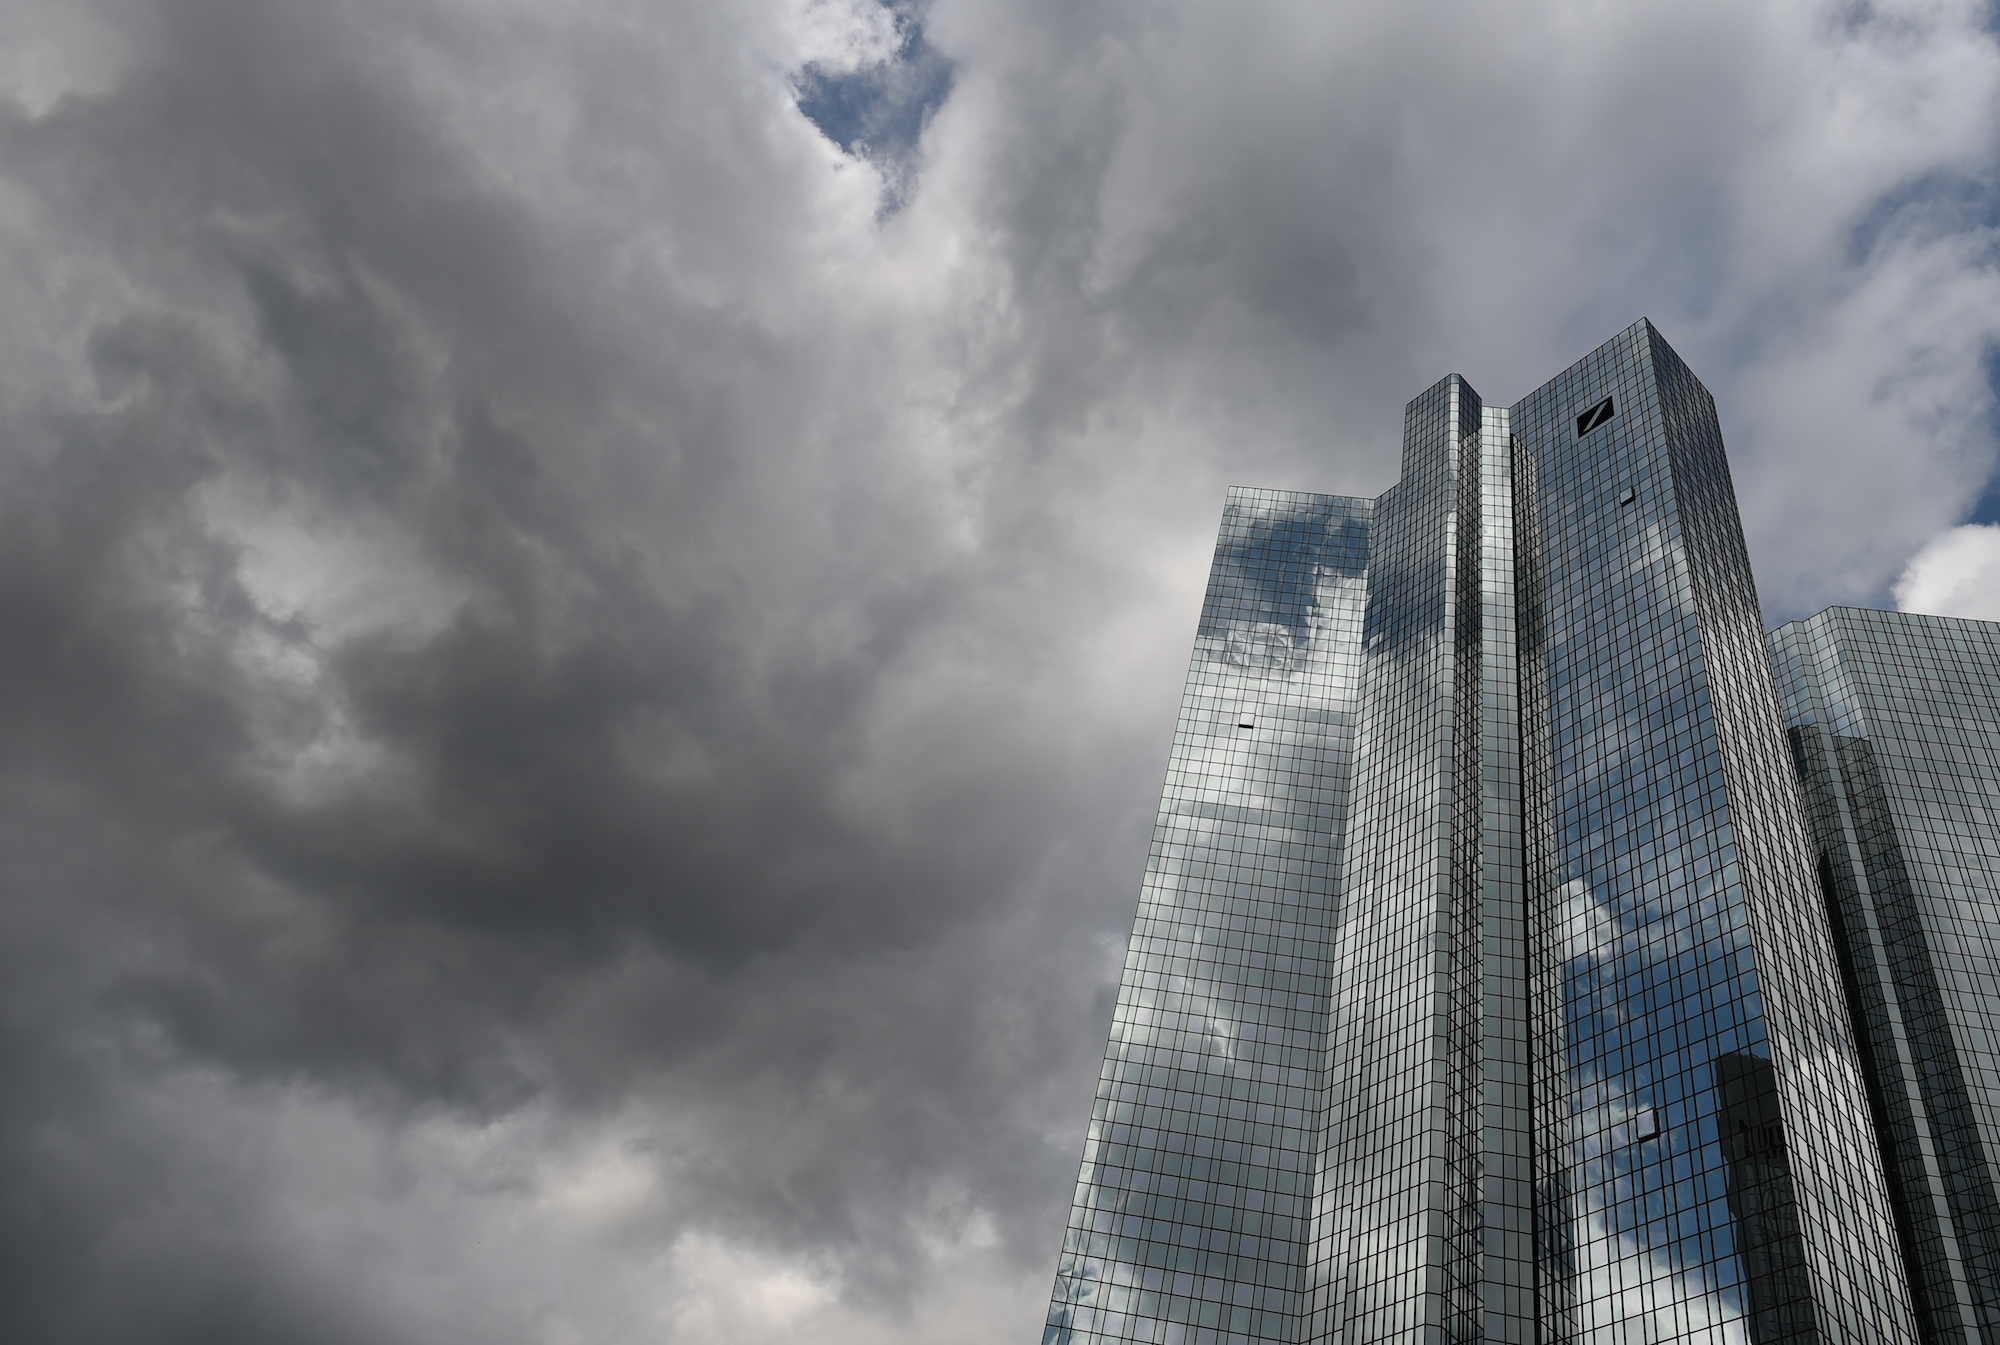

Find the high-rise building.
xmin=1040 ymin=320 xmax=1930 ymax=1345
xmin=1771 ymin=609 xmax=2000 ymax=1345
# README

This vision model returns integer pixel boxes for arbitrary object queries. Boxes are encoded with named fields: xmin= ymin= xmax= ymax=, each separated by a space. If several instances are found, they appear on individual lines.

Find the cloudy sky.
xmin=0 ymin=0 xmax=1996 ymax=1341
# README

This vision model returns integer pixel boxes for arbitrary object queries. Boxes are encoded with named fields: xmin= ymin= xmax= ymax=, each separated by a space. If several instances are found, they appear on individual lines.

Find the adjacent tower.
xmin=1041 ymin=320 xmax=1921 ymax=1345
xmin=1772 ymin=608 xmax=2000 ymax=1345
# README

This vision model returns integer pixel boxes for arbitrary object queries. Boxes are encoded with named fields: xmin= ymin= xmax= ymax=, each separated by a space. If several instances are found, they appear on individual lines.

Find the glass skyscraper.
xmin=1771 ymin=609 xmax=2000 ymax=1345
xmin=1040 ymin=320 xmax=1934 ymax=1345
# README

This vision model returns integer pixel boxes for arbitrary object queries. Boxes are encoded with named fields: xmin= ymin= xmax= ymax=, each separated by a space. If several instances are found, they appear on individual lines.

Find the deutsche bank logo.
xmin=1575 ymin=397 xmax=1616 ymax=437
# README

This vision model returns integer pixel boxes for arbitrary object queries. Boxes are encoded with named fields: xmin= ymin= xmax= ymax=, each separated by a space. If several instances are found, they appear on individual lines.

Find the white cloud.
xmin=1895 ymin=522 xmax=2000 ymax=620
xmin=784 ymin=0 xmax=905 ymax=74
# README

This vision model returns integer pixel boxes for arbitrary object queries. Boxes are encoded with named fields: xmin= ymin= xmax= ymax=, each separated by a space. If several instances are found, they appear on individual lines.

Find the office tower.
xmin=1041 ymin=320 xmax=1920 ymax=1345
xmin=1771 ymin=609 xmax=2000 ymax=1345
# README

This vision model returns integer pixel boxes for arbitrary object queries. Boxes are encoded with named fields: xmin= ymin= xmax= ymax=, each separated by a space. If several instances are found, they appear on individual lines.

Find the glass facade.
xmin=1301 ymin=374 xmax=1489 ymax=1345
xmin=1043 ymin=487 xmax=1374 ymax=1345
xmin=1043 ymin=320 xmax=1924 ymax=1345
xmin=1771 ymin=608 xmax=2000 ymax=1345
xmin=1512 ymin=327 xmax=1910 ymax=1345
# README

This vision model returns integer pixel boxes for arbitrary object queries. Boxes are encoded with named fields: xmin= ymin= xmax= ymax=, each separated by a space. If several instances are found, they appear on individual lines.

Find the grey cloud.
xmin=0 ymin=0 xmax=1995 ymax=1341
xmin=0 ymin=17 xmax=1135 ymax=1336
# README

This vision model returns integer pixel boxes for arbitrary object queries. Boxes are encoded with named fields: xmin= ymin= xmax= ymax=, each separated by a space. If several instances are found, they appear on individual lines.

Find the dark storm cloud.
xmin=0 ymin=0 xmax=1996 ymax=1341
xmin=0 ymin=2 xmax=1128 ymax=1338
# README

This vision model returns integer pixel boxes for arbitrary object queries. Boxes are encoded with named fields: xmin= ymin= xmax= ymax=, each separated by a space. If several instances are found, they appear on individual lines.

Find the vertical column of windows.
xmin=1516 ymin=379 xmax=1580 ymax=1345
xmin=1307 ymin=375 xmax=1485 ymax=1345
xmin=1481 ymin=405 xmax=1537 ymax=1345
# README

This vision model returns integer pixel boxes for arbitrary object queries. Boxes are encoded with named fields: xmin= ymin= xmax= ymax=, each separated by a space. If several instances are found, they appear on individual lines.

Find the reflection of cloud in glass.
xmin=1572 ymin=1226 xmax=1749 ymax=1345
xmin=1205 ymin=571 xmax=1368 ymax=681
xmin=1200 ymin=499 xmax=1370 ymax=641
xmin=1555 ymin=878 xmax=1620 ymax=965
xmin=1552 ymin=856 xmax=1771 ymax=1345
xmin=1566 ymin=1064 xmax=1749 ymax=1345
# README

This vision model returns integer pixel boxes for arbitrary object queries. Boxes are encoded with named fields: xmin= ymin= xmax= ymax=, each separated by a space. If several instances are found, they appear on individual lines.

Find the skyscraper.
xmin=1040 ymin=320 xmax=1922 ymax=1345
xmin=1771 ymin=609 xmax=2000 ymax=1345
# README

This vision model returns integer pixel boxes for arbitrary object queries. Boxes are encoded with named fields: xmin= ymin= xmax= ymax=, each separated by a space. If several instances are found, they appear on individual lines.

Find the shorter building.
xmin=1771 ymin=608 xmax=2000 ymax=1345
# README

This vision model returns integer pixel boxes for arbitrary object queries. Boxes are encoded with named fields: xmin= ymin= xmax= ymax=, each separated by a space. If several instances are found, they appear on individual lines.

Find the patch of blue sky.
xmin=1973 ymin=349 xmax=2000 ymax=527
xmin=1845 ymin=168 xmax=1997 ymax=266
xmin=794 ymin=5 xmax=953 ymax=212
xmin=1843 ymin=169 xmax=2000 ymax=527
